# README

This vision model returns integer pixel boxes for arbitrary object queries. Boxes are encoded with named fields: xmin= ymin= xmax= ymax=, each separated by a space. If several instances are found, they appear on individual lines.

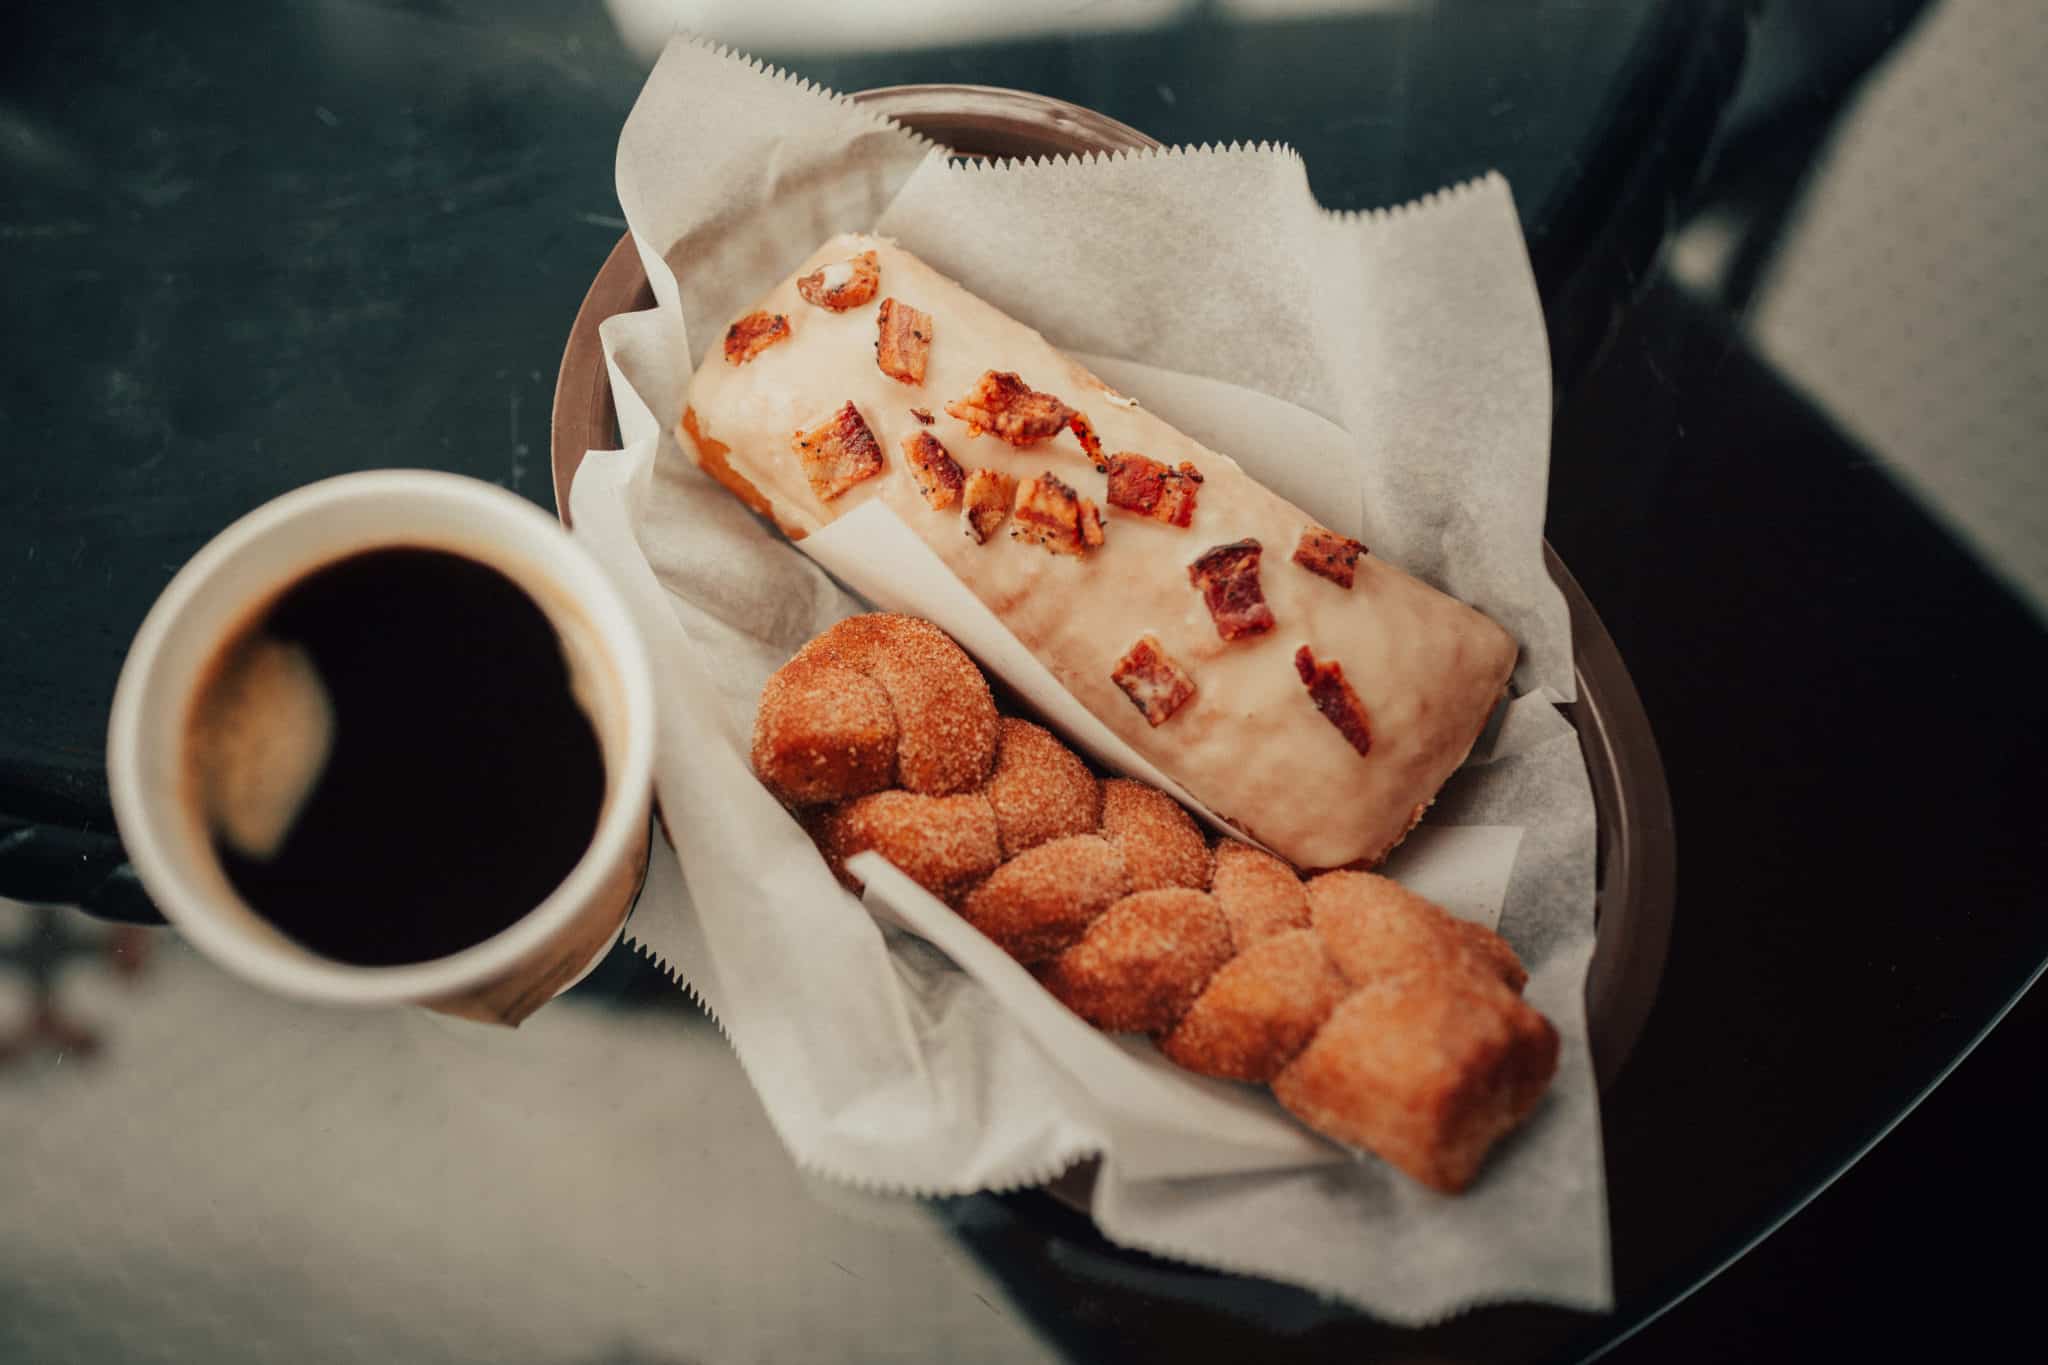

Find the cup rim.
xmin=107 ymin=469 xmax=657 ymax=1006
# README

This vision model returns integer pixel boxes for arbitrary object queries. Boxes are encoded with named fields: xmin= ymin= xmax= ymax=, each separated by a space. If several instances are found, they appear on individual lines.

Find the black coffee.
xmin=194 ymin=546 xmax=606 ymax=965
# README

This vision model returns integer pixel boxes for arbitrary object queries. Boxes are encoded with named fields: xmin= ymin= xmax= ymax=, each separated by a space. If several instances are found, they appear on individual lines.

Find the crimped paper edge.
xmin=668 ymin=33 xmax=947 ymax=159
xmin=938 ymin=142 xmax=1505 ymax=226
xmin=625 ymin=927 xmax=1102 ymax=1198
xmin=669 ymin=32 xmax=1502 ymax=228
xmin=626 ymin=889 xmax=1604 ymax=1325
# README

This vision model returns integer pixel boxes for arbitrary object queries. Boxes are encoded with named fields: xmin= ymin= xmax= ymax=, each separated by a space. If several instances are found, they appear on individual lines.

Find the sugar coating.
xmin=1307 ymin=870 xmax=1527 ymax=992
xmin=1272 ymin=972 xmax=1558 ymax=1193
xmin=821 ymin=790 xmax=1002 ymax=902
xmin=958 ymin=834 xmax=1128 ymax=964
xmin=1100 ymin=779 xmax=1211 ymax=892
xmin=1209 ymin=841 xmax=1310 ymax=952
xmin=781 ymin=613 xmax=997 ymax=797
xmin=1159 ymin=928 xmax=1349 ymax=1082
xmin=1036 ymin=888 xmax=1232 ymax=1034
xmin=984 ymin=718 xmax=1101 ymax=858
xmin=751 ymin=657 xmax=898 ymax=805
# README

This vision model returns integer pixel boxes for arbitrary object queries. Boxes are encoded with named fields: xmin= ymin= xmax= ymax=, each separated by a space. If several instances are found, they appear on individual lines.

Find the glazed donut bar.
xmin=752 ymin=614 xmax=1558 ymax=1194
xmin=682 ymin=234 xmax=1518 ymax=871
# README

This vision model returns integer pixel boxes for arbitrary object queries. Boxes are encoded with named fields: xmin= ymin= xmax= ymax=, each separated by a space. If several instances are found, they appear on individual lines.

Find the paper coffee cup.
xmin=107 ymin=470 xmax=657 ymax=1025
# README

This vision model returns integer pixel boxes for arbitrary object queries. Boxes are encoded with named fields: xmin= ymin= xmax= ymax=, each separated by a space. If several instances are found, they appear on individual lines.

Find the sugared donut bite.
xmin=751 ymin=613 xmax=998 ymax=803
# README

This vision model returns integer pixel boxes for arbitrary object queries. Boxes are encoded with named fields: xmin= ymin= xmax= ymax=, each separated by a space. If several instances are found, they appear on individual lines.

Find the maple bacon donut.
xmin=687 ymin=234 xmax=1517 ymax=870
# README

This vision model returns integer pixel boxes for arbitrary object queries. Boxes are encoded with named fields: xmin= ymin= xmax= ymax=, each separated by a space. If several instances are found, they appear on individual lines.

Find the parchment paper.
xmin=573 ymin=38 xmax=1608 ymax=1321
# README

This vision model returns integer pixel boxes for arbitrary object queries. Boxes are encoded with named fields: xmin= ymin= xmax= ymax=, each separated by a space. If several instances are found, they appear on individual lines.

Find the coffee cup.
xmin=107 ymin=470 xmax=656 ymax=1025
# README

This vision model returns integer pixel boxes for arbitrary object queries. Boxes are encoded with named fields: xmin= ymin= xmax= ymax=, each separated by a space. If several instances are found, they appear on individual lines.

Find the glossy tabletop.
xmin=8 ymin=2 xmax=2045 ymax=1362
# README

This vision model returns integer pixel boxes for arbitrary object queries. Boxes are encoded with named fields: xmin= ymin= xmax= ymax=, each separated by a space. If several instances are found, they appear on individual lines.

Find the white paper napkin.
xmin=571 ymin=37 xmax=1608 ymax=1321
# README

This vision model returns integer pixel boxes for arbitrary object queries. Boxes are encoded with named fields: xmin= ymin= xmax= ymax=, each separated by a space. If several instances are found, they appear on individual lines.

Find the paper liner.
xmin=576 ymin=36 xmax=1609 ymax=1320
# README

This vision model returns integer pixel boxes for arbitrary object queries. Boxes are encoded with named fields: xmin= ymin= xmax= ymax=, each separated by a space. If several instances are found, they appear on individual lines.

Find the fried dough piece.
xmin=1307 ymin=871 xmax=1528 ymax=992
xmin=958 ymin=834 xmax=1129 ymax=964
xmin=753 ymin=614 xmax=998 ymax=802
xmin=750 ymin=657 xmax=897 ymax=805
xmin=1037 ymin=888 xmax=1233 ymax=1033
xmin=985 ymin=718 xmax=1101 ymax=858
xmin=1272 ymin=972 xmax=1559 ymax=1193
xmin=1159 ymin=929 xmax=1349 ymax=1082
xmin=819 ymin=791 xmax=1002 ymax=902
xmin=1209 ymin=841 xmax=1310 ymax=951
xmin=691 ymin=234 xmax=1523 ymax=874
xmin=1100 ymin=778 xmax=1211 ymax=892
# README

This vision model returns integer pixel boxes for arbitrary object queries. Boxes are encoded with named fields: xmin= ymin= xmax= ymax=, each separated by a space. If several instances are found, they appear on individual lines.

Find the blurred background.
xmin=4 ymin=1 xmax=2042 ymax=1361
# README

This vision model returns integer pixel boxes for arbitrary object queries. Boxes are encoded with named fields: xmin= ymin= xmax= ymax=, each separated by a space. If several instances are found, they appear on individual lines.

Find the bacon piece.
xmin=1104 ymin=452 xmax=1203 ymax=528
xmin=962 ymin=468 xmax=1016 ymax=544
xmin=945 ymin=370 xmax=1075 ymax=446
xmin=796 ymin=249 xmax=880 ymax=312
xmin=1187 ymin=540 xmax=1275 ymax=641
xmin=722 ymin=310 xmax=791 ymax=366
xmin=1295 ymin=645 xmax=1373 ymax=757
xmin=1080 ymin=499 xmax=1106 ymax=550
xmin=1293 ymin=525 xmax=1367 ymax=589
xmin=911 ymin=407 xmax=935 ymax=425
xmin=875 ymin=298 xmax=932 ymax=385
xmin=901 ymin=431 xmax=964 ymax=510
xmin=1011 ymin=473 xmax=1104 ymax=557
xmin=790 ymin=402 xmax=884 ymax=502
xmin=1068 ymin=412 xmax=1104 ymax=462
xmin=1111 ymin=635 xmax=1196 ymax=726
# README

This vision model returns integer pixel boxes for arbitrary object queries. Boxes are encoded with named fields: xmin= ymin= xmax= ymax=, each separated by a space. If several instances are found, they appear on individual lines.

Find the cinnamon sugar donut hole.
xmin=1209 ymin=842 xmax=1310 ymax=951
xmin=1307 ymin=871 xmax=1528 ymax=993
xmin=752 ymin=657 xmax=897 ymax=805
xmin=1036 ymin=888 xmax=1233 ymax=1034
xmin=753 ymin=614 xmax=998 ymax=803
xmin=1099 ymin=779 xmax=1212 ymax=893
xmin=1272 ymin=971 xmax=1557 ymax=1194
xmin=1159 ymin=928 xmax=1349 ymax=1082
xmin=984 ymin=718 xmax=1101 ymax=858
xmin=957 ymin=834 xmax=1128 ymax=964
xmin=818 ymin=790 xmax=1002 ymax=902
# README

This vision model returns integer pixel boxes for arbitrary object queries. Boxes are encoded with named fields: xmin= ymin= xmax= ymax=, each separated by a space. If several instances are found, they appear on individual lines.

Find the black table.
xmin=10 ymin=2 xmax=2044 ymax=1361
